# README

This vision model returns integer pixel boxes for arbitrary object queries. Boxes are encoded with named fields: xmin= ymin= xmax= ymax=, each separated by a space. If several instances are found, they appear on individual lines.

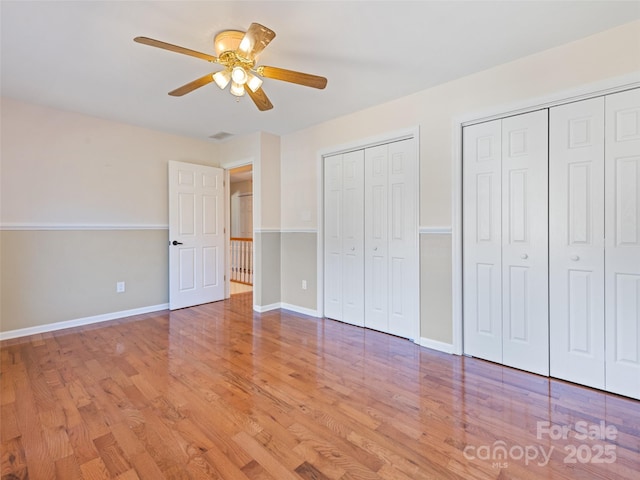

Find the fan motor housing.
xmin=214 ymin=30 xmax=244 ymax=56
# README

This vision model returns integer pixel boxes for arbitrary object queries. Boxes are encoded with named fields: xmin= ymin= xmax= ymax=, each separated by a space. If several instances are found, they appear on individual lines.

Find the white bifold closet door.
xmin=364 ymin=139 xmax=419 ymax=339
xmin=605 ymin=88 xmax=640 ymax=399
xmin=323 ymin=150 xmax=365 ymax=327
xmin=550 ymin=89 xmax=640 ymax=399
xmin=462 ymin=119 xmax=503 ymax=364
xmin=324 ymin=138 xmax=418 ymax=340
xmin=549 ymin=97 xmax=606 ymax=389
xmin=463 ymin=110 xmax=549 ymax=376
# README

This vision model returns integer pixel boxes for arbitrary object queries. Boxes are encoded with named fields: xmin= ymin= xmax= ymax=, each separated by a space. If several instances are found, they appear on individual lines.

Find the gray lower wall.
xmin=280 ymin=232 xmax=317 ymax=310
xmin=0 ymin=229 xmax=168 ymax=333
xmin=420 ymin=233 xmax=453 ymax=343
xmin=1 ymin=228 xmax=454 ymax=346
xmin=253 ymin=231 xmax=281 ymax=307
xmin=277 ymin=230 xmax=453 ymax=345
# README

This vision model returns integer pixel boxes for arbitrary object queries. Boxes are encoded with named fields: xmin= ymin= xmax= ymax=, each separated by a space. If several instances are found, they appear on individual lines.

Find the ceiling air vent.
xmin=209 ymin=131 xmax=235 ymax=141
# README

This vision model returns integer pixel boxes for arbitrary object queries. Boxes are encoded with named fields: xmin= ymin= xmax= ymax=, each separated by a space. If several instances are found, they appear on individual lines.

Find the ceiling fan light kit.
xmin=134 ymin=23 xmax=327 ymax=111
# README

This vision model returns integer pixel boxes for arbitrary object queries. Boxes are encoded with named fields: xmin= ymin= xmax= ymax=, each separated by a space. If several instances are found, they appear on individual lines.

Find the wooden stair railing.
xmin=230 ymin=237 xmax=253 ymax=285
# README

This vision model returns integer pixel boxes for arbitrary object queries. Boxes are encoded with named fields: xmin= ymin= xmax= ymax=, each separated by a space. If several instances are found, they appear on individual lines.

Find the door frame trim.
xmin=222 ymin=157 xmax=254 ymax=300
xmin=452 ymin=73 xmax=640 ymax=356
xmin=316 ymin=126 xmax=421 ymax=341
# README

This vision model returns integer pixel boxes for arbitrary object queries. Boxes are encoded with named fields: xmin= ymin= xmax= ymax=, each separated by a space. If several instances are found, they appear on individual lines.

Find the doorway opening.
xmin=229 ymin=165 xmax=253 ymax=295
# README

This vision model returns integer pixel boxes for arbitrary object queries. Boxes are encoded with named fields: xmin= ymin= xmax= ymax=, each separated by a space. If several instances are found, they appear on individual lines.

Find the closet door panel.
xmin=342 ymin=150 xmax=365 ymax=326
xmin=463 ymin=120 xmax=503 ymax=363
xmin=324 ymin=154 xmax=343 ymax=321
xmin=365 ymin=144 xmax=389 ymax=332
xmin=549 ymin=98 xmax=605 ymax=389
xmin=387 ymin=139 xmax=419 ymax=339
xmin=501 ymin=110 xmax=549 ymax=375
xmin=605 ymin=88 xmax=640 ymax=400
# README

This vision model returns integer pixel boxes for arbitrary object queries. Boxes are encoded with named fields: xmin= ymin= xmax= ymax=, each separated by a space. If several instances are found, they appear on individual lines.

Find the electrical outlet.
xmin=302 ymin=280 xmax=307 ymax=290
xmin=116 ymin=281 xmax=125 ymax=293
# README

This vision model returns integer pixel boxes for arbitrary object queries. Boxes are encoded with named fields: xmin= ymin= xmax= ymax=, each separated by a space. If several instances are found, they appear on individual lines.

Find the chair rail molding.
xmin=419 ymin=226 xmax=452 ymax=235
xmin=0 ymin=223 xmax=169 ymax=231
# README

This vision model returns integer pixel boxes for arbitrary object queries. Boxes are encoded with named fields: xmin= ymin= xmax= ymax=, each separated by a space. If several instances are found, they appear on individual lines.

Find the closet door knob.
xmin=570 ymin=255 xmax=580 ymax=261
xmin=350 ymin=247 xmax=355 ymax=251
xmin=520 ymin=253 xmax=528 ymax=260
xmin=373 ymin=247 xmax=378 ymax=251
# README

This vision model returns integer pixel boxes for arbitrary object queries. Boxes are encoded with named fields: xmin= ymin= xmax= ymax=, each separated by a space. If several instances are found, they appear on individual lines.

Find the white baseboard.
xmin=253 ymin=302 xmax=321 ymax=318
xmin=253 ymin=303 xmax=281 ymax=313
xmin=419 ymin=337 xmax=455 ymax=354
xmin=0 ymin=304 xmax=169 ymax=341
xmin=280 ymin=303 xmax=321 ymax=318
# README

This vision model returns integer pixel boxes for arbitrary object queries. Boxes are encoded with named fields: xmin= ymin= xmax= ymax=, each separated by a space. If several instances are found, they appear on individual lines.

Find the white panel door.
xmin=605 ymin=88 xmax=640 ymax=400
xmin=549 ymin=98 xmax=605 ymax=389
xmin=324 ymin=154 xmax=343 ymax=322
xmin=169 ymin=161 xmax=225 ymax=310
xmin=501 ymin=110 xmax=549 ymax=375
xmin=364 ymin=139 xmax=418 ymax=339
xmin=342 ymin=150 xmax=365 ymax=326
xmin=386 ymin=139 xmax=419 ymax=339
xmin=323 ymin=151 xmax=365 ymax=326
xmin=365 ymin=144 xmax=389 ymax=332
xmin=463 ymin=120 xmax=503 ymax=363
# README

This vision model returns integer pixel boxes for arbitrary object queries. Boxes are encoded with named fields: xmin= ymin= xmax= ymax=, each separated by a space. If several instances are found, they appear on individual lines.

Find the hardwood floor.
xmin=230 ymin=282 xmax=253 ymax=295
xmin=1 ymin=293 xmax=639 ymax=479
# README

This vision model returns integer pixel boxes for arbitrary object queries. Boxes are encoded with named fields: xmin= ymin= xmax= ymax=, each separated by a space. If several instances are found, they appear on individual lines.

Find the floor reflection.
xmin=2 ymin=295 xmax=638 ymax=479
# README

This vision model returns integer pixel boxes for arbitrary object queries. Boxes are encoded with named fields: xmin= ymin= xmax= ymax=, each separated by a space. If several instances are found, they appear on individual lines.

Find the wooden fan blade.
xmin=245 ymin=87 xmax=274 ymax=111
xmin=168 ymin=73 xmax=214 ymax=96
xmin=258 ymin=66 xmax=327 ymax=89
xmin=238 ymin=23 xmax=275 ymax=60
xmin=134 ymin=37 xmax=217 ymax=63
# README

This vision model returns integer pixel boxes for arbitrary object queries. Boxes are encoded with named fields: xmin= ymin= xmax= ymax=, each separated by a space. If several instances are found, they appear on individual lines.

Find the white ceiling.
xmin=2 ymin=1 xmax=638 ymax=142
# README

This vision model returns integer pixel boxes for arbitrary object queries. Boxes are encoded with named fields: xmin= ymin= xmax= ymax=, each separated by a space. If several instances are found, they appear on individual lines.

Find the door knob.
xmin=570 ymin=255 xmax=580 ymax=261
xmin=350 ymin=247 xmax=355 ymax=251
xmin=172 ymin=240 xmax=183 ymax=246
xmin=520 ymin=253 xmax=528 ymax=259
xmin=373 ymin=247 xmax=378 ymax=251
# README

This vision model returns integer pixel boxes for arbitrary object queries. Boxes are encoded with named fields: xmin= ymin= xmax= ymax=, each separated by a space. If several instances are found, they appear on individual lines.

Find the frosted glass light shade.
xmin=230 ymin=82 xmax=245 ymax=97
xmin=246 ymin=72 xmax=263 ymax=93
xmin=213 ymin=70 xmax=231 ymax=89
xmin=231 ymin=66 xmax=248 ymax=85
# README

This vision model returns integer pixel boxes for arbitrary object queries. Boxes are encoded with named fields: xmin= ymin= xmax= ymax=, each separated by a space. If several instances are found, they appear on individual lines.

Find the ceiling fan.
xmin=134 ymin=23 xmax=327 ymax=111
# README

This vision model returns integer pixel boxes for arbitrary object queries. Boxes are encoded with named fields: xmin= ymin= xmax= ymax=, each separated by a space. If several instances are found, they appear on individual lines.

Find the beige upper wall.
xmin=280 ymin=20 xmax=640 ymax=229
xmin=216 ymin=131 xmax=281 ymax=230
xmin=0 ymin=99 xmax=225 ymax=333
xmin=0 ymin=98 xmax=221 ymax=226
xmin=217 ymin=132 xmax=259 ymax=166
xmin=259 ymin=132 xmax=281 ymax=230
